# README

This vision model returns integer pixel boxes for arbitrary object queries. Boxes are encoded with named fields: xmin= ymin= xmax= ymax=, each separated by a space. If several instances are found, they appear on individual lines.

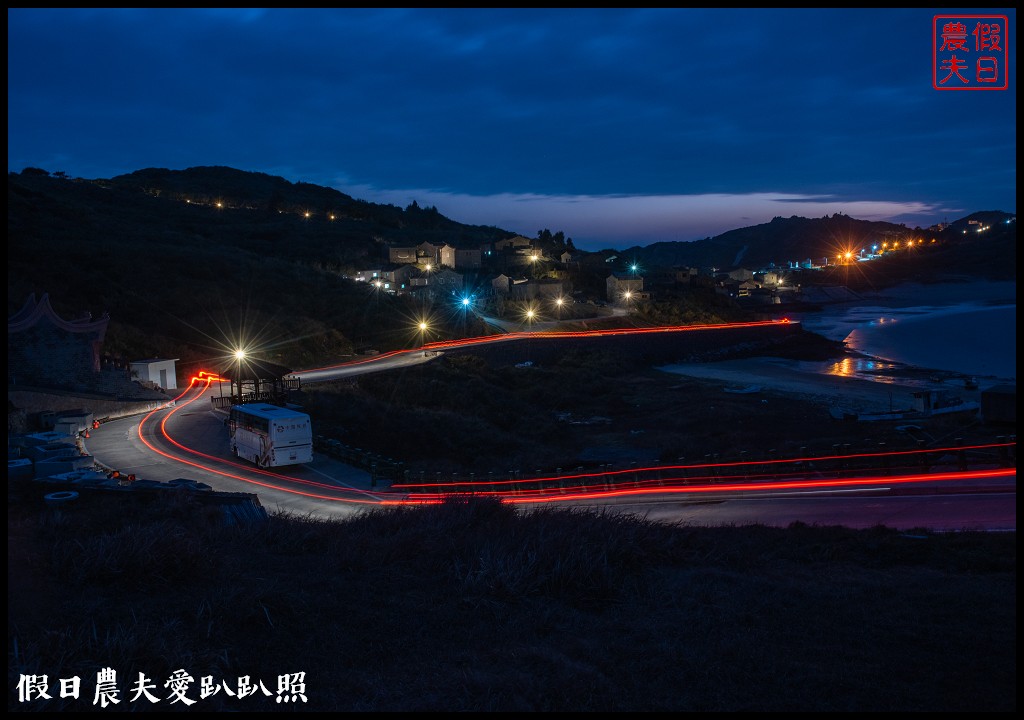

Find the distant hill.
xmin=7 ymin=165 xmax=1015 ymax=375
xmin=621 ymin=211 xmax=1016 ymax=281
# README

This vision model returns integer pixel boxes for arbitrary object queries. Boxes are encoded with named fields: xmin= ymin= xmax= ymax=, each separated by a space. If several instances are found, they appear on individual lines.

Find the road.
xmin=83 ymin=327 xmax=1016 ymax=531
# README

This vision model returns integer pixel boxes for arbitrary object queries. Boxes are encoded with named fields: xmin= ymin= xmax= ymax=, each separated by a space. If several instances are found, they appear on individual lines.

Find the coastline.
xmin=656 ymin=356 xmax=961 ymax=415
xmin=788 ymin=277 xmax=1016 ymax=383
xmin=661 ymin=278 xmax=1015 ymax=413
xmin=855 ymin=278 xmax=1016 ymax=308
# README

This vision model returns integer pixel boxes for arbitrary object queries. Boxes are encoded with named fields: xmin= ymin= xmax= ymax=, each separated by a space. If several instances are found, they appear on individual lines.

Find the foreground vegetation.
xmin=295 ymin=331 xmax=1008 ymax=478
xmin=8 ymin=490 xmax=1015 ymax=712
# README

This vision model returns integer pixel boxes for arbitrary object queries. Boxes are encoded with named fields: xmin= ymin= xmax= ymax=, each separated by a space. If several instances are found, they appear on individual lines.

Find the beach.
xmin=656 ymin=356 xmax=964 ymax=415
xmin=660 ymin=279 xmax=1014 ymax=414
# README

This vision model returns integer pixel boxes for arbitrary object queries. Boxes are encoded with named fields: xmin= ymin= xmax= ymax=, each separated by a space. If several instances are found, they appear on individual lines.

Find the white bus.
xmin=228 ymin=403 xmax=314 ymax=468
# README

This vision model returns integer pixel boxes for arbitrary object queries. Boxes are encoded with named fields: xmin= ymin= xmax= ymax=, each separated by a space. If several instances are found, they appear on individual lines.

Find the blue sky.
xmin=7 ymin=8 xmax=1016 ymax=250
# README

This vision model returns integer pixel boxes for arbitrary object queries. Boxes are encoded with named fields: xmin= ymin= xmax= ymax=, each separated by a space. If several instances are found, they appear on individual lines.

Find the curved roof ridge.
xmin=8 ymin=293 xmax=110 ymax=338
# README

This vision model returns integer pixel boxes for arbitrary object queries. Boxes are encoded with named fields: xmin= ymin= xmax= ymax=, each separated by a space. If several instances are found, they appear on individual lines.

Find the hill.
xmin=622 ymin=211 xmax=1016 ymax=284
xmin=7 ymin=166 xmax=1015 ymax=377
xmin=7 ymin=168 xmax=515 ymax=373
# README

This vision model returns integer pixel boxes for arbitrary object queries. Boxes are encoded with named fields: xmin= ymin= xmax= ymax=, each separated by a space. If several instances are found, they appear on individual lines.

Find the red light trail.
xmin=134 ymin=367 xmax=1014 ymax=509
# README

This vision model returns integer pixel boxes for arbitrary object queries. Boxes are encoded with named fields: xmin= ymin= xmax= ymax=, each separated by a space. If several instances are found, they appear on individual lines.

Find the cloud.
xmin=333 ymin=182 xmax=942 ymax=250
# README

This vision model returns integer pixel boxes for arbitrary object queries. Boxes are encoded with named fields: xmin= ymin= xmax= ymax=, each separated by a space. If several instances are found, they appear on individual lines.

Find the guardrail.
xmin=309 ymin=433 xmax=1015 ymax=495
xmin=313 ymin=436 xmax=404 ymax=485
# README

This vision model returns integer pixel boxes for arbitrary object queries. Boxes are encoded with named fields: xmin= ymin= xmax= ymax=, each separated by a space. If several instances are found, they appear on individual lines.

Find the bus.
xmin=227 ymin=403 xmax=314 ymax=468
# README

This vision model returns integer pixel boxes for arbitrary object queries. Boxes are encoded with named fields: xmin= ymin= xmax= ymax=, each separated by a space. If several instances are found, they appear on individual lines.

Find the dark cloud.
xmin=7 ymin=8 xmax=1016 ymax=246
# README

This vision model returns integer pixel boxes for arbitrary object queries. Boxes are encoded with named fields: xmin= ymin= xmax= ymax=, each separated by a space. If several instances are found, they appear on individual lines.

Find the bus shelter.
xmin=211 ymin=357 xmax=300 ymax=409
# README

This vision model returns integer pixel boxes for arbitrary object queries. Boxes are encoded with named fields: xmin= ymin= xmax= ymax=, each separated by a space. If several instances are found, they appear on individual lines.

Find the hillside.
xmin=7 ymin=492 xmax=1015 ymax=712
xmin=7 ymin=168 xmax=515 ymax=374
xmin=7 ymin=167 xmax=1015 ymax=378
xmin=624 ymin=211 xmax=1016 ymax=283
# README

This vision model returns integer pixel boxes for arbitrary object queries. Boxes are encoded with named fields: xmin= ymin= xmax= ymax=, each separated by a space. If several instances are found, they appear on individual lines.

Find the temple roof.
xmin=8 ymin=293 xmax=110 ymax=338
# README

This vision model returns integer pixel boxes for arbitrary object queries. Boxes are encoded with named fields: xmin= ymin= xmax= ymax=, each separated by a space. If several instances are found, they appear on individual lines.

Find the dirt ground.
xmin=571 ymin=364 xmax=1005 ymax=470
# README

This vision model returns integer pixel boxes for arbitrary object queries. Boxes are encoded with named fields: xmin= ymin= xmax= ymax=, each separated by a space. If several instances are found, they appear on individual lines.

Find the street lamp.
xmin=418 ymin=321 xmax=428 ymax=356
xmin=233 ymin=349 xmax=246 ymax=405
xmin=523 ymin=307 xmax=537 ymax=364
xmin=460 ymin=296 xmax=472 ymax=337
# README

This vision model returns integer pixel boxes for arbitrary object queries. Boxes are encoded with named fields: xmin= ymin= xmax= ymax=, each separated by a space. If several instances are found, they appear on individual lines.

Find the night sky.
xmin=7 ymin=8 xmax=1016 ymax=250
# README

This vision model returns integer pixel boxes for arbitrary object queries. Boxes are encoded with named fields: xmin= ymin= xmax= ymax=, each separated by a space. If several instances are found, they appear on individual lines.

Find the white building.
xmin=130 ymin=358 xmax=178 ymax=390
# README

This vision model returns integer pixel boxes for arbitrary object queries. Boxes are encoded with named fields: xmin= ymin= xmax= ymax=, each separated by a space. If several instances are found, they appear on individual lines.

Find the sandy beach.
xmin=655 ymin=278 xmax=1015 ymax=417
xmin=656 ymin=356 xmax=983 ymax=415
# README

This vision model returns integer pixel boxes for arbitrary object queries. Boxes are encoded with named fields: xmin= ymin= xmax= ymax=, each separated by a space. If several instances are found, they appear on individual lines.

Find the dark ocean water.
xmin=794 ymin=283 xmax=1016 ymax=383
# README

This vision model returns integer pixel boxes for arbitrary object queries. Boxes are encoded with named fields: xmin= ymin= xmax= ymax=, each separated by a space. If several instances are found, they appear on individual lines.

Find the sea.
xmin=790 ymin=280 xmax=1016 ymax=385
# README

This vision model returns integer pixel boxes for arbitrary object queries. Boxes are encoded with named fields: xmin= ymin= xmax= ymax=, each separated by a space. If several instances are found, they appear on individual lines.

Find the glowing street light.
xmin=459 ymin=296 xmax=472 ymax=337
xmin=233 ymin=349 xmax=247 ymax=405
xmin=523 ymin=306 xmax=539 ymax=333
xmin=417 ymin=321 xmax=429 ymax=356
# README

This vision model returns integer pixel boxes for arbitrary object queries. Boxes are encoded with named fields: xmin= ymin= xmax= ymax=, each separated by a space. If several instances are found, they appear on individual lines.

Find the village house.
xmin=606 ymin=272 xmax=644 ymax=303
xmin=410 ymin=267 xmax=464 ymax=299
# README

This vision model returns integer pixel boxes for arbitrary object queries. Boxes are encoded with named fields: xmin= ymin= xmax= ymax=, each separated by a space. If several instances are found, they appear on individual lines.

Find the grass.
xmin=8 ymin=489 xmax=1016 ymax=712
xmin=296 ymin=343 xmax=1003 ymax=478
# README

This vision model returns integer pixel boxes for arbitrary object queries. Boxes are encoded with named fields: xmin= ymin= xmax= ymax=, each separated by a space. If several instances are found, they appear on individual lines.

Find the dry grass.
xmin=8 ymin=490 xmax=1015 ymax=712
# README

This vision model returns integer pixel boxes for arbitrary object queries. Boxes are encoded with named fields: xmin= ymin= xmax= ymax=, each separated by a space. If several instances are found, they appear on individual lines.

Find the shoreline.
xmin=656 ymin=355 xmax=990 ymax=415
xmin=789 ymin=277 xmax=1016 ymax=383
xmin=853 ymin=278 xmax=1016 ymax=308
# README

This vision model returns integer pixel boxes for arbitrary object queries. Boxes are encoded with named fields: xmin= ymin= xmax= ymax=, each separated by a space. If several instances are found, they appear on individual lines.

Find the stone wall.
xmin=8 ymin=388 xmax=171 ymax=433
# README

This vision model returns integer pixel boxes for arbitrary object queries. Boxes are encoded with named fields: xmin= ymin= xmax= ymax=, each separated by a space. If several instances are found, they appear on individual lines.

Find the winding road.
xmin=83 ymin=322 xmax=1016 ymax=531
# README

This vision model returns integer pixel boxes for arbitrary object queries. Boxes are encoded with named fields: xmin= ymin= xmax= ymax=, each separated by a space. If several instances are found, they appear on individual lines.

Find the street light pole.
xmin=461 ymin=296 xmax=471 ymax=338
xmin=234 ymin=349 xmax=246 ymax=406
